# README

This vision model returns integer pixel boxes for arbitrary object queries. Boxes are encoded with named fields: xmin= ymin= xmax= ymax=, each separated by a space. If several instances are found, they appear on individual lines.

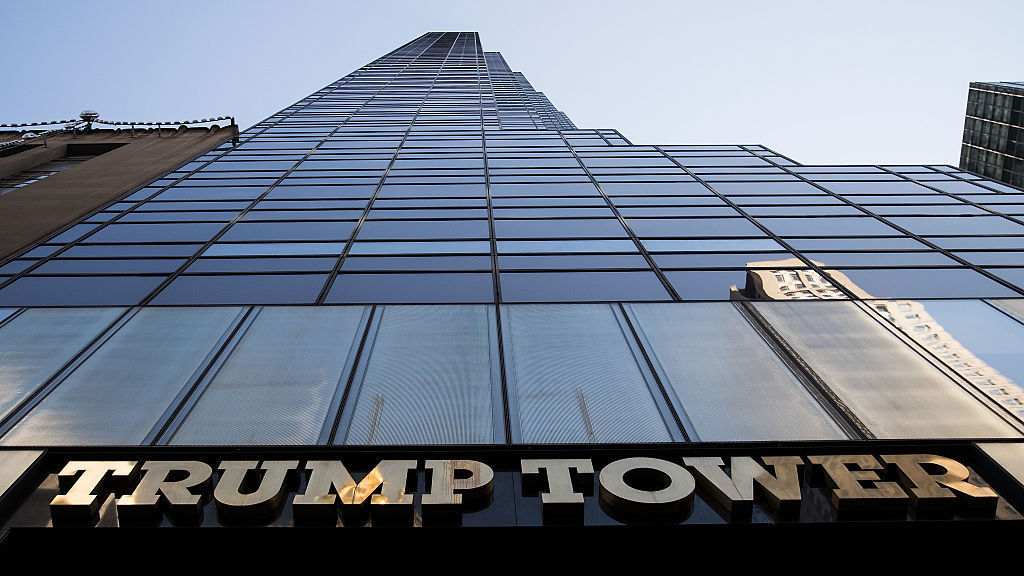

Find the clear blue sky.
xmin=2 ymin=0 xmax=1021 ymax=165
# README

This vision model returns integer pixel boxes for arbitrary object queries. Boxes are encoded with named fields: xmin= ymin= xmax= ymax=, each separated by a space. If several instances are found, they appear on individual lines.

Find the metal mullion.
xmin=748 ymin=150 xmax=1024 ymax=298
xmin=654 ymin=145 xmax=862 ymax=300
xmin=556 ymin=134 xmax=682 ymax=301
xmin=985 ymin=299 xmax=1024 ymax=328
xmin=0 ymin=308 xmax=25 ymax=330
xmin=145 ymin=306 xmax=258 ymax=445
xmin=316 ymin=32 xmax=466 ymax=304
xmin=475 ymin=33 xmax=512 ymax=445
xmin=732 ymin=300 xmax=872 ymax=440
xmin=616 ymin=303 xmax=691 ymax=442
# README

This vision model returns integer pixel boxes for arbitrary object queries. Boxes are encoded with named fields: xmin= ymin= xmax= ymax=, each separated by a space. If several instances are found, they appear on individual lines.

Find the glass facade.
xmin=1 ymin=32 xmax=1024 ymax=450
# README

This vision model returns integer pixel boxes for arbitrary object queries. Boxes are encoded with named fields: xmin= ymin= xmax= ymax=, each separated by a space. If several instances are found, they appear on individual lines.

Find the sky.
xmin=2 ymin=0 xmax=1022 ymax=166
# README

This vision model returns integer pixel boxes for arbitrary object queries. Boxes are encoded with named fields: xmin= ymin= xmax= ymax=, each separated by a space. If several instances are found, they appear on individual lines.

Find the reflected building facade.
xmin=2 ymin=33 xmax=1024 ymax=541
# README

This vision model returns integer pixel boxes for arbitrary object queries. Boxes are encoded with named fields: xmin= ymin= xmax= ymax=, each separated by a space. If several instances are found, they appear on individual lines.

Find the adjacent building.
xmin=961 ymin=81 xmax=1024 ymax=188
xmin=2 ymin=32 xmax=1024 ymax=548
xmin=0 ymin=123 xmax=238 ymax=261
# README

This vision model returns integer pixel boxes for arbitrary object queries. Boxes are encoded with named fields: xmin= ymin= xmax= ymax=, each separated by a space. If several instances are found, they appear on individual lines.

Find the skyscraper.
xmin=961 ymin=81 xmax=1024 ymax=188
xmin=2 ymin=32 xmax=1024 ymax=546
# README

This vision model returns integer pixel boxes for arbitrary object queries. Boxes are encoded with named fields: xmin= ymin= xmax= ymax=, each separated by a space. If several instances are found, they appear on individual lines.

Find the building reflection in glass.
xmin=732 ymin=257 xmax=1024 ymax=424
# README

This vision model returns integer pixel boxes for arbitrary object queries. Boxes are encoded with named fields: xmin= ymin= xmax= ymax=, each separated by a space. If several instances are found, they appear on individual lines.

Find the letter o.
xmin=599 ymin=457 xmax=695 ymax=518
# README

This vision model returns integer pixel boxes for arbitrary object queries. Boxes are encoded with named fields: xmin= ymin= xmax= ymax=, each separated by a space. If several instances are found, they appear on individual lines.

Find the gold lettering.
xmin=521 ymin=459 xmax=594 ymax=521
xmin=214 ymin=460 xmax=298 ymax=519
xmin=422 ymin=460 xmax=494 ymax=519
xmin=882 ymin=454 xmax=998 ymax=514
xmin=683 ymin=456 xmax=804 ymax=517
xmin=117 ymin=460 xmax=212 ymax=521
xmin=291 ymin=460 xmax=416 ymax=522
xmin=50 ymin=461 xmax=137 ymax=522
xmin=808 ymin=454 xmax=908 ymax=514
xmin=599 ymin=457 xmax=695 ymax=518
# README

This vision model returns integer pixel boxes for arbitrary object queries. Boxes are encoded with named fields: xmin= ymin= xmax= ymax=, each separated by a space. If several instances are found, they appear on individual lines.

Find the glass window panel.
xmin=731 ymin=195 xmax=844 ymax=205
xmin=630 ymin=218 xmax=764 ymax=237
xmin=219 ymin=221 xmax=356 ymax=242
xmin=0 ymin=260 xmax=36 ymax=275
xmin=85 ymin=223 xmax=225 ymax=244
xmin=186 ymin=257 xmax=337 ymax=273
xmin=498 ymin=239 xmax=636 ymax=254
xmin=32 ymin=259 xmax=187 ymax=275
xmin=0 ymin=307 xmax=241 ymax=446
xmin=503 ymin=304 xmax=672 ymax=443
xmin=151 ymin=274 xmax=329 ymax=305
xmin=203 ymin=242 xmax=346 ymax=256
xmin=874 ymin=300 xmax=1024 ymax=413
xmin=850 ymin=195 xmax=960 ymax=205
xmin=152 ymin=187 xmax=267 ymax=201
xmin=357 ymin=219 xmax=489 ymax=240
xmin=377 ymin=184 xmax=484 ymax=198
xmin=628 ymin=303 xmax=846 ymax=441
xmin=241 ymin=210 xmax=364 ymax=221
xmin=887 ymin=216 xmax=1024 ymax=236
xmin=665 ymin=270 xmax=749 ymax=300
xmin=641 ymin=238 xmax=785 ymax=252
xmin=800 ymin=252 xmax=959 ymax=267
xmin=118 ymin=211 xmax=241 ymax=223
xmin=254 ymin=199 xmax=369 ymax=210
xmin=339 ymin=306 xmax=496 ymax=444
xmin=493 ymin=207 xmax=616 ymax=218
xmin=786 ymin=237 xmax=931 ymax=251
xmin=714 ymin=182 xmax=823 ymax=195
xmin=760 ymin=217 xmax=899 ymax=237
xmin=611 ymin=196 xmax=726 ymax=206
xmin=498 ymin=254 xmax=650 ymax=270
xmin=366 ymin=208 xmax=488 ymax=219
xmin=348 ymin=241 xmax=490 ymax=255
xmin=44 ymin=224 xmax=99 ymax=245
xmin=0 ymin=276 xmax=164 ymax=306
xmin=866 ymin=205 xmax=986 ymax=216
xmin=601 ymin=182 xmax=708 ymax=196
xmin=490 ymin=183 xmax=598 ymax=197
xmin=495 ymin=219 xmax=627 ymax=239
xmin=955 ymin=252 xmax=1024 ymax=266
xmin=618 ymin=206 xmax=741 ymax=218
xmin=752 ymin=301 xmax=1019 ymax=439
xmin=265 ymin=185 xmax=377 ymax=200
xmin=341 ymin=256 xmax=491 ymax=271
xmin=743 ymin=205 xmax=863 ymax=216
xmin=829 ymin=268 xmax=1019 ymax=299
xmin=326 ymin=273 xmax=494 ymax=303
xmin=653 ymin=252 xmax=794 ymax=268
xmin=986 ymin=268 xmax=1024 ymax=289
xmin=500 ymin=271 xmax=670 ymax=302
xmin=823 ymin=181 xmax=935 ymax=195
xmin=20 ymin=246 xmax=61 ymax=258
xmin=0 ymin=308 xmax=123 ymax=421
xmin=993 ymin=299 xmax=1024 ymax=323
xmin=170 ymin=306 xmax=366 ymax=445
xmin=493 ymin=196 xmax=607 ymax=207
